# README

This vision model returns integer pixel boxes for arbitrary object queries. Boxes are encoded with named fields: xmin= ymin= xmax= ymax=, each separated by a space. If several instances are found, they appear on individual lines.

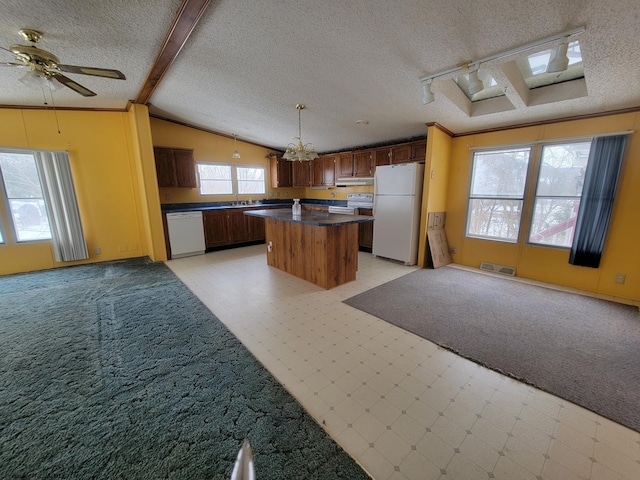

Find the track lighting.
xmin=547 ymin=39 xmax=570 ymax=73
xmin=467 ymin=69 xmax=484 ymax=95
xmin=421 ymin=79 xmax=435 ymax=104
xmin=419 ymin=26 xmax=585 ymax=105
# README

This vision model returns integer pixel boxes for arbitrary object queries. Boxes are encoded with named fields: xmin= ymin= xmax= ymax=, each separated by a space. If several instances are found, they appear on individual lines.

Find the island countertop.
xmin=244 ymin=208 xmax=374 ymax=226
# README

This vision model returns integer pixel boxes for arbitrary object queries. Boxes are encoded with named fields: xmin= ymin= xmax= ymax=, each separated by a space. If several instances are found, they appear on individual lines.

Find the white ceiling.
xmin=1 ymin=0 xmax=640 ymax=153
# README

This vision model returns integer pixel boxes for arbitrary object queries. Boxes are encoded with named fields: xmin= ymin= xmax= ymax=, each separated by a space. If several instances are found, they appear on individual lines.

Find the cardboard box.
xmin=426 ymin=212 xmax=452 ymax=268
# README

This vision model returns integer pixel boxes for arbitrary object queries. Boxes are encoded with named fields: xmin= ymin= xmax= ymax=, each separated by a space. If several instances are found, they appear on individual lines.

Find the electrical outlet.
xmin=615 ymin=273 xmax=626 ymax=284
xmin=95 ymin=247 xmax=101 ymax=255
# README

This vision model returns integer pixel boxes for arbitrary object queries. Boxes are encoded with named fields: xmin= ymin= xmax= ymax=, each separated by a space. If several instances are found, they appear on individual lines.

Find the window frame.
xmin=235 ymin=164 xmax=266 ymax=196
xmin=526 ymin=139 xmax=593 ymax=249
xmin=0 ymin=149 xmax=53 ymax=244
xmin=197 ymin=162 xmax=234 ymax=196
xmin=197 ymin=162 xmax=266 ymax=197
xmin=465 ymin=146 xmax=533 ymax=244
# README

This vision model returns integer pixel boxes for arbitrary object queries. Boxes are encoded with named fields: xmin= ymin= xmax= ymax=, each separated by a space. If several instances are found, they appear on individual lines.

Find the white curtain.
xmin=35 ymin=151 xmax=89 ymax=262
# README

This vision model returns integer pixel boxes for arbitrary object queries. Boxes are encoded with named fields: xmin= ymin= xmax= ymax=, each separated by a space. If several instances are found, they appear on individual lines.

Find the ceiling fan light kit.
xmin=282 ymin=104 xmax=319 ymax=162
xmin=2 ymin=29 xmax=126 ymax=97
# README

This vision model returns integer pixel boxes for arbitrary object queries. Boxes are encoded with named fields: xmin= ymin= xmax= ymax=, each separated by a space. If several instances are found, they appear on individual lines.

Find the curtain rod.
xmin=467 ymin=130 xmax=633 ymax=151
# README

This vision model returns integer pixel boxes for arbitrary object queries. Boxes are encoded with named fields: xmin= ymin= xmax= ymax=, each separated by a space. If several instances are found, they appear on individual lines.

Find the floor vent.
xmin=480 ymin=262 xmax=516 ymax=276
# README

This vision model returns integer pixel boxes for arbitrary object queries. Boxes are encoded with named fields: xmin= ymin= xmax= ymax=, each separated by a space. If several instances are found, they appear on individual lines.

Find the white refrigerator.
xmin=372 ymin=162 xmax=425 ymax=265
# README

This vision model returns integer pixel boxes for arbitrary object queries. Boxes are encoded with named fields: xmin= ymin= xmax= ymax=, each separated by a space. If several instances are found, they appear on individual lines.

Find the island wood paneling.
xmin=265 ymin=219 xmax=359 ymax=289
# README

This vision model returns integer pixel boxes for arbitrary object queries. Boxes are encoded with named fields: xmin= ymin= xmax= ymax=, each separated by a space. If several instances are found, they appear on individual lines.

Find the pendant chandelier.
xmin=232 ymin=133 xmax=241 ymax=159
xmin=282 ymin=104 xmax=319 ymax=162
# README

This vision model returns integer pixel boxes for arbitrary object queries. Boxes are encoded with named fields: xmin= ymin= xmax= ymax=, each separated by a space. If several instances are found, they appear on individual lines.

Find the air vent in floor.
xmin=480 ymin=262 xmax=516 ymax=276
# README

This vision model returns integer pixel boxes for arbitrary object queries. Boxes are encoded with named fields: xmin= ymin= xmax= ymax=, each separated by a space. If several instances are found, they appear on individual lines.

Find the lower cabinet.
xmin=358 ymin=208 xmax=373 ymax=251
xmin=203 ymin=210 xmax=230 ymax=248
xmin=203 ymin=207 xmax=274 ymax=249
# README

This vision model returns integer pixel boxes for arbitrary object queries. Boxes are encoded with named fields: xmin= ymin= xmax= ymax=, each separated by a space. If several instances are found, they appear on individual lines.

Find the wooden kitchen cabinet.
xmin=337 ymin=151 xmax=373 ymax=178
xmin=313 ymin=155 xmax=336 ymax=187
xmin=358 ymin=208 xmax=374 ymax=251
xmin=154 ymin=147 xmax=197 ymax=188
xmin=247 ymin=213 xmax=266 ymax=241
xmin=390 ymin=141 xmax=426 ymax=165
xmin=203 ymin=210 xmax=229 ymax=248
xmin=390 ymin=144 xmax=412 ymax=164
xmin=269 ymin=155 xmax=292 ymax=188
xmin=411 ymin=141 xmax=427 ymax=162
xmin=374 ymin=148 xmax=391 ymax=167
xmin=353 ymin=150 xmax=374 ymax=177
xmin=336 ymin=153 xmax=354 ymax=177
xmin=203 ymin=207 xmax=272 ymax=248
xmin=292 ymin=160 xmax=312 ymax=187
xmin=227 ymin=209 xmax=251 ymax=244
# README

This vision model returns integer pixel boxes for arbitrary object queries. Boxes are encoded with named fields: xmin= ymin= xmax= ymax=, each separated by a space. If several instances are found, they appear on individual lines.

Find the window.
xmin=197 ymin=163 xmax=266 ymax=196
xmin=237 ymin=166 xmax=266 ymax=195
xmin=0 ymin=151 xmax=52 ymax=242
xmin=197 ymin=163 xmax=233 ymax=195
xmin=466 ymin=147 xmax=531 ymax=242
xmin=529 ymin=141 xmax=591 ymax=247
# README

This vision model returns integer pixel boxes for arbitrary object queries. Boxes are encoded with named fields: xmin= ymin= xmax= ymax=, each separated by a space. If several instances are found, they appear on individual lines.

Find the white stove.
xmin=327 ymin=193 xmax=374 ymax=215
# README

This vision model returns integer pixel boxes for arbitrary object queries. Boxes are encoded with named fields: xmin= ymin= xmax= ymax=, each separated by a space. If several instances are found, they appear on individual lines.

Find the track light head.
xmin=467 ymin=69 xmax=484 ymax=95
xmin=547 ymin=41 xmax=570 ymax=73
xmin=422 ymin=79 xmax=435 ymax=104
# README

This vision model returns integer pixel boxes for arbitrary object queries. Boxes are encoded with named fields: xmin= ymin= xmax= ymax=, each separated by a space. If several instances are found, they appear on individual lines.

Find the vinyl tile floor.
xmin=166 ymin=245 xmax=640 ymax=480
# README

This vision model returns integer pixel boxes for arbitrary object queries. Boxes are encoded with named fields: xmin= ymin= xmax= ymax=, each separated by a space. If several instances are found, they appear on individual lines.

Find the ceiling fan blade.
xmin=0 ymin=62 xmax=27 ymax=68
xmin=52 ymin=73 xmax=96 ymax=96
xmin=57 ymin=64 xmax=125 ymax=80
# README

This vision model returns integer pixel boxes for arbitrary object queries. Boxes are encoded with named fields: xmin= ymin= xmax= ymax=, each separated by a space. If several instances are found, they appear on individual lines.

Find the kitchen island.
xmin=245 ymin=209 xmax=374 ymax=289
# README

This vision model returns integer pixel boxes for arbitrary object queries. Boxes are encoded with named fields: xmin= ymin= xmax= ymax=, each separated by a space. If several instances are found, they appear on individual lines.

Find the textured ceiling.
xmin=1 ymin=0 xmax=639 ymax=153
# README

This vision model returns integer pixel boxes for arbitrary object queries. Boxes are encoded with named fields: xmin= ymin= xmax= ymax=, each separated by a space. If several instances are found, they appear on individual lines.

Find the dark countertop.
xmin=161 ymin=199 xmax=347 ymax=213
xmin=244 ymin=208 xmax=374 ymax=226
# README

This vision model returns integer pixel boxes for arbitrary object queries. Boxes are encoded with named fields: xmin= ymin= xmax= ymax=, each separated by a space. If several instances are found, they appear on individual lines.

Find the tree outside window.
xmin=466 ymin=148 xmax=531 ymax=242
xmin=529 ymin=142 xmax=591 ymax=247
xmin=0 ymin=152 xmax=52 ymax=242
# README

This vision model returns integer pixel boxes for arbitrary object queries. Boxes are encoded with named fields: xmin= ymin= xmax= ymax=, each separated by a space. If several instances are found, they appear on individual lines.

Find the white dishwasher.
xmin=166 ymin=211 xmax=206 ymax=258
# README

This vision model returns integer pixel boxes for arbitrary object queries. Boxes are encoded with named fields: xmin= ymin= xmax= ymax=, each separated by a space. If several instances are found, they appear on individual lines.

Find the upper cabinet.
xmin=390 ymin=144 xmax=412 ymax=164
xmin=313 ymin=155 xmax=336 ymax=187
xmin=270 ymin=139 xmax=426 ymax=187
xmin=292 ymin=160 xmax=312 ymax=187
xmin=390 ymin=141 xmax=426 ymax=165
xmin=269 ymin=155 xmax=292 ymax=188
xmin=337 ymin=151 xmax=373 ymax=178
xmin=154 ymin=147 xmax=197 ymax=188
xmin=374 ymin=148 xmax=391 ymax=167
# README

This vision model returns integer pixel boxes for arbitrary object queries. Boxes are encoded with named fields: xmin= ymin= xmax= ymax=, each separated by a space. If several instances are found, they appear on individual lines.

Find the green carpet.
xmin=0 ymin=257 xmax=370 ymax=479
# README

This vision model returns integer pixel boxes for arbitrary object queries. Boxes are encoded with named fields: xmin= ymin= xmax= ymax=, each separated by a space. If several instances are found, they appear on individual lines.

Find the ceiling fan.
xmin=0 ymin=28 xmax=125 ymax=97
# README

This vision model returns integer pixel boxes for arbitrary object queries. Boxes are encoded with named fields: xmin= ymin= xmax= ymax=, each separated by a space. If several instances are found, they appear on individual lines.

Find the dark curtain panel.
xmin=569 ymin=134 xmax=628 ymax=268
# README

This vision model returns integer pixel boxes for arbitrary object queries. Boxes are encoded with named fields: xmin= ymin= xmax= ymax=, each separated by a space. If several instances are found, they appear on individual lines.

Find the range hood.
xmin=335 ymin=177 xmax=374 ymax=187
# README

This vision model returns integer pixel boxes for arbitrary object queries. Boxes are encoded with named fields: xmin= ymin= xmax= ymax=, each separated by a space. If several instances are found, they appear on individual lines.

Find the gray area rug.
xmin=344 ymin=266 xmax=640 ymax=432
xmin=0 ymin=257 xmax=370 ymax=479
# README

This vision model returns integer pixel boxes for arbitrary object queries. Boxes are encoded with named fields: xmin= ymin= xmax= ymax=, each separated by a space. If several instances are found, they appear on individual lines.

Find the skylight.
xmin=516 ymin=40 xmax=584 ymax=89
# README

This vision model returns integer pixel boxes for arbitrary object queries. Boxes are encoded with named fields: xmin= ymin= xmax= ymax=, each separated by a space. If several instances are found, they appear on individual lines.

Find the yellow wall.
xmin=151 ymin=117 xmax=377 ymax=204
xmin=0 ymin=107 xmax=160 ymax=275
xmin=418 ymin=124 xmax=452 ymax=266
xmin=445 ymin=112 xmax=640 ymax=302
xmin=150 ymin=118 xmax=294 ymax=203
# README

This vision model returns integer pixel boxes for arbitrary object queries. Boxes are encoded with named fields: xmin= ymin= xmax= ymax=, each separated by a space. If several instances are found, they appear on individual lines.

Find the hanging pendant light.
xmin=232 ymin=133 xmax=241 ymax=159
xmin=282 ymin=104 xmax=319 ymax=162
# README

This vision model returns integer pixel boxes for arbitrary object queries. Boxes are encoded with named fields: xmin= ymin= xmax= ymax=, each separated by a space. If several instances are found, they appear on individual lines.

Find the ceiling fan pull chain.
xmin=46 ymin=87 xmax=61 ymax=134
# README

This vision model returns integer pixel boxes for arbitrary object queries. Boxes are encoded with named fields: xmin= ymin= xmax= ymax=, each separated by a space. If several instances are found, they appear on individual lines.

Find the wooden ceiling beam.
xmin=135 ymin=0 xmax=211 ymax=105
